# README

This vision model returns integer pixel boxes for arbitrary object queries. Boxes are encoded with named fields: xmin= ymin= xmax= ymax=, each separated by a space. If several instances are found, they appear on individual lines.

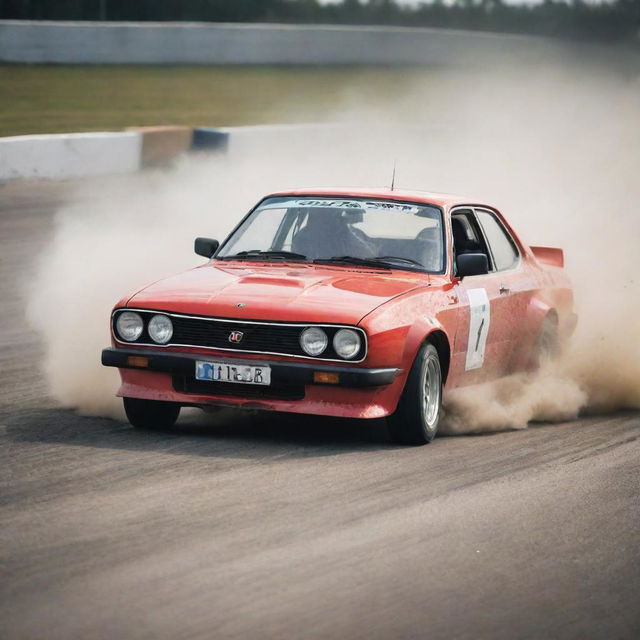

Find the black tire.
xmin=123 ymin=397 xmax=180 ymax=429
xmin=533 ymin=316 xmax=560 ymax=368
xmin=387 ymin=342 xmax=443 ymax=446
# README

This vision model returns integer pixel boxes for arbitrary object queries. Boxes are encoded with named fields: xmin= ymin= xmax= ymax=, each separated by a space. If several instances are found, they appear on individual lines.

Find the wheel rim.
xmin=421 ymin=352 xmax=441 ymax=429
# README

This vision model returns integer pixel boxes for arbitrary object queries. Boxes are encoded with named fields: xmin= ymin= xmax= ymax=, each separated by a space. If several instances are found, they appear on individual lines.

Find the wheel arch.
xmin=425 ymin=329 xmax=451 ymax=385
xmin=524 ymin=296 xmax=556 ymax=338
xmin=511 ymin=298 xmax=559 ymax=371
xmin=400 ymin=316 xmax=453 ymax=388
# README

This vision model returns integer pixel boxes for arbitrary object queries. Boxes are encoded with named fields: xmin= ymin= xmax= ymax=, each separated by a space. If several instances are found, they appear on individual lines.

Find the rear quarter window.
xmin=476 ymin=209 xmax=519 ymax=271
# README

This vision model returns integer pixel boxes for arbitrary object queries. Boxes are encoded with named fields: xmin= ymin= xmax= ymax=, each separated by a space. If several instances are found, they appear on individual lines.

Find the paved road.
xmin=1 ymin=182 xmax=638 ymax=639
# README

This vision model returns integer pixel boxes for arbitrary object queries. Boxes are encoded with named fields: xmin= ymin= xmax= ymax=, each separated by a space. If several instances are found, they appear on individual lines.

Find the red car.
xmin=102 ymin=188 xmax=575 ymax=445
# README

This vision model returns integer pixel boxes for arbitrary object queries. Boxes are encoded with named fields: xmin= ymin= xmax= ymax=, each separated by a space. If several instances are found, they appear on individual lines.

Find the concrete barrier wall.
xmin=0 ymin=19 xmax=553 ymax=65
xmin=0 ymin=124 xmax=447 ymax=182
xmin=0 ymin=132 xmax=142 ymax=180
xmin=192 ymin=128 xmax=230 ymax=153
xmin=128 ymin=126 xmax=194 ymax=168
xmin=0 ymin=127 xmax=228 ymax=181
xmin=0 ymin=124 xmax=346 ymax=182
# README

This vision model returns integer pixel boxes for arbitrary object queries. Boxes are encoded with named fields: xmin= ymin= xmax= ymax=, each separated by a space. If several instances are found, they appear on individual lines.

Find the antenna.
xmin=390 ymin=159 xmax=397 ymax=191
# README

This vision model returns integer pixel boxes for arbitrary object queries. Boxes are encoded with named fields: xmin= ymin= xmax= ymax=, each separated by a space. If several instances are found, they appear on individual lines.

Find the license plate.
xmin=195 ymin=361 xmax=271 ymax=386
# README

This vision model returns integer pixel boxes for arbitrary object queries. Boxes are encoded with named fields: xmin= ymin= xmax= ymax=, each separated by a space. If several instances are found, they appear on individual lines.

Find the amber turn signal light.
xmin=127 ymin=356 xmax=149 ymax=368
xmin=313 ymin=371 xmax=339 ymax=384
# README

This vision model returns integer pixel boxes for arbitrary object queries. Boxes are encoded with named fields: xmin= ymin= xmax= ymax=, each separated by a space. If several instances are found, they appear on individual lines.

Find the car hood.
xmin=126 ymin=262 xmax=429 ymax=325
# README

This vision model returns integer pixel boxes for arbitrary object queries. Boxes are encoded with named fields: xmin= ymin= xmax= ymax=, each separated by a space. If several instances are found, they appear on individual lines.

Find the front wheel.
xmin=387 ymin=342 xmax=443 ymax=445
xmin=123 ymin=397 xmax=181 ymax=429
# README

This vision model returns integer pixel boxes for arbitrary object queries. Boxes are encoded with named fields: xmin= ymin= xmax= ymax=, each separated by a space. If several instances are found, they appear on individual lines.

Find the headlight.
xmin=148 ymin=314 xmax=173 ymax=344
xmin=115 ymin=311 xmax=143 ymax=342
xmin=300 ymin=327 xmax=328 ymax=356
xmin=333 ymin=328 xmax=361 ymax=360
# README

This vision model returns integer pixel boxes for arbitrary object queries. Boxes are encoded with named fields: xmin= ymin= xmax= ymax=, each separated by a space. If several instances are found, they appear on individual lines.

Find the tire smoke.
xmin=26 ymin=53 xmax=640 ymax=430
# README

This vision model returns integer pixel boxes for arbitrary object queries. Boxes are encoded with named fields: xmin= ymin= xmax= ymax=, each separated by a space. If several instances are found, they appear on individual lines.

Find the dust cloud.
xmin=26 ymin=51 xmax=640 ymax=430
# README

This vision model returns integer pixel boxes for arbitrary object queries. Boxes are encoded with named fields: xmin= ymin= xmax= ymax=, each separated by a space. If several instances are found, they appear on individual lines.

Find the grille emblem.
xmin=228 ymin=330 xmax=244 ymax=344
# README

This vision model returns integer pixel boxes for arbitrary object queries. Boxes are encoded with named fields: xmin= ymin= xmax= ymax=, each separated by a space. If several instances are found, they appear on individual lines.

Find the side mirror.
xmin=456 ymin=253 xmax=489 ymax=278
xmin=194 ymin=237 xmax=219 ymax=258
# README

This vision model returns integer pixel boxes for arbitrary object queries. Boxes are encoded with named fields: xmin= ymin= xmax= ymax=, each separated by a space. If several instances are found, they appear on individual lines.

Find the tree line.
xmin=2 ymin=0 xmax=638 ymax=43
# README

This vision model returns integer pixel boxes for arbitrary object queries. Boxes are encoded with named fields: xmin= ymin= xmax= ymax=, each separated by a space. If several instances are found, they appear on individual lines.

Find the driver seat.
xmin=292 ymin=211 xmax=372 ymax=260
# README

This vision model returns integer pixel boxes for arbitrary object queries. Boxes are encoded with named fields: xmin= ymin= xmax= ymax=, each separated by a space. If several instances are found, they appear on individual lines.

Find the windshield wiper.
xmin=314 ymin=256 xmax=424 ymax=271
xmin=220 ymin=250 xmax=308 ymax=261
xmin=313 ymin=256 xmax=391 ymax=269
xmin=375 ymin=255 xmax=424 ymax=267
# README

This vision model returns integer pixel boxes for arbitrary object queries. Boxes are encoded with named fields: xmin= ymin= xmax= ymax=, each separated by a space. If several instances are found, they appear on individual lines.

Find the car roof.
xmin=265 ymin=187 xmax=493 ymax=210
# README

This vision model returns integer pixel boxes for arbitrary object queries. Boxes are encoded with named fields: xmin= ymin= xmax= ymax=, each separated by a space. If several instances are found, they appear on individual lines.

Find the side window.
xmin=476 ymin=209 xmax=519 ymax=271
xmin=451 ymin=211 xmax=492 ymax=271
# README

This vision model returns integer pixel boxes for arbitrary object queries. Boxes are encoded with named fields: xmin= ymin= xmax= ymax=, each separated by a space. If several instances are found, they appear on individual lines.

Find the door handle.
xmin=499 ymin=285 xmax=510 ymax=295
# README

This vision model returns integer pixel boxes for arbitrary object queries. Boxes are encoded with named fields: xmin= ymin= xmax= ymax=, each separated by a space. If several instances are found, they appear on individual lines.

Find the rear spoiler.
xmin=530 ymin=246 xmax=564 ymax=268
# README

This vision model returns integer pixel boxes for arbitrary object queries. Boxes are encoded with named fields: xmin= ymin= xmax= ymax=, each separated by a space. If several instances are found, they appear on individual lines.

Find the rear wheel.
xmin=533 ymin=316 xmax=560 ymax=368
xmin=387 ymin=342 xmax=442 ymax=446
xmin=123 ymin=397 xmax=180 ymax=429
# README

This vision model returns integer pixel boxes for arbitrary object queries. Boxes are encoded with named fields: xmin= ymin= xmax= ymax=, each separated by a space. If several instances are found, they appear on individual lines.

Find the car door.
xmin=474 ymin=207 xmax=533 ymax=373
xmin=451 ymin=208 xmax=514 ymax=384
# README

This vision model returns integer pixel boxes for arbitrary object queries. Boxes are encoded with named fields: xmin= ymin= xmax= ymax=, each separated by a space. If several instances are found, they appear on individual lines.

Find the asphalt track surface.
xmin=1 ymin=181 xmax=639 ymax=639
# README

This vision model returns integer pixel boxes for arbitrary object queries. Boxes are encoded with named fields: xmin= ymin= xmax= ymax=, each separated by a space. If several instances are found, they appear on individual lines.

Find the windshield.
xmin=217 ymin=197 xmax=445 ymax=272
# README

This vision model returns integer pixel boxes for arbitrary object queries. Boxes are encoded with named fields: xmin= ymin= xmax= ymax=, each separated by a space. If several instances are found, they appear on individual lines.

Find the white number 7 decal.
xmin=465 ymin=288 xmax=491 ymax=371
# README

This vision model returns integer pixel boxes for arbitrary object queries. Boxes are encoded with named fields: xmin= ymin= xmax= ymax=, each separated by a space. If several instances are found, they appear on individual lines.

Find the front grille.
xmin=172 ymin=316 xmax=303 ymax=354
xmin=173 ymin=375 xmax=305 ymax=400
xmin=112 ymin=309 xmax=367 ymax=361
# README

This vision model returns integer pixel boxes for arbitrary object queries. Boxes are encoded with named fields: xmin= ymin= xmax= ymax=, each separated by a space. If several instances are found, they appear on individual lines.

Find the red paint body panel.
xmin=127 ymin=262 xmax=428 ymax=325
xmin=118 ymin=368 xmax=405 ymax=419
xmin=108 ymin=187 xmax=575 ymax=419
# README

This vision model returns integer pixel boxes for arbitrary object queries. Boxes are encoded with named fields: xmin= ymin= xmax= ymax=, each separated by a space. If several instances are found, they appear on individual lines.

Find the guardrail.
xmin=1 ymin=123 xmax=457 ymax=182
xmin=0 ymin=126 xmax=230 ymax=181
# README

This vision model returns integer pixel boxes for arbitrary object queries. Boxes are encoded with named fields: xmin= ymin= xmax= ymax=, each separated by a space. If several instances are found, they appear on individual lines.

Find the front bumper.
xmin=102 ymin=347 xmax=399 ymax=388
xmin=102 ymin=347 xmax=405 ymax=419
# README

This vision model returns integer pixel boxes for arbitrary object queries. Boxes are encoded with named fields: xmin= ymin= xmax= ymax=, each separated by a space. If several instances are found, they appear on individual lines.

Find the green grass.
xmin=0 ymin=65 xmax=435 ymax=137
